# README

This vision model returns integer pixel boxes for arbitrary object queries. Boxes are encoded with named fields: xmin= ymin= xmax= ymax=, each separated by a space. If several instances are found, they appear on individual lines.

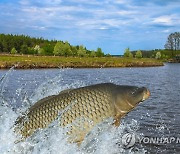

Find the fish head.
xmin=127 ymin=86 xmax=150 ymax=105
xmin=114 ymin=86 xmax=150 ymax=114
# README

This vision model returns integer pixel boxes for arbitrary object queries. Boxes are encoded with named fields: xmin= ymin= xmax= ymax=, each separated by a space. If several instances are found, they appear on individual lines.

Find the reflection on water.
xmin=0 ymin=63 xmax=179 ymax=153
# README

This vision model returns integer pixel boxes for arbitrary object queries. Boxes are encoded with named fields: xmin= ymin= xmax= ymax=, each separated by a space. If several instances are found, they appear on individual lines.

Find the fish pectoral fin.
xmin=113 ymin=114 xmax=123 ymax=127
xmin=76 ymin=140 xmax=83 ymax=146
xmin=113 ymin=118 xmax=121 ymax=127
xmin=68 ymin=134 xmax=84 ymax=146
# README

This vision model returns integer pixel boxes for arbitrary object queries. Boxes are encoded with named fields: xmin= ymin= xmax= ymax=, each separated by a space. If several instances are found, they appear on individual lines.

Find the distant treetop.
xmin=0 ymin=33 xmax=105 ymax=57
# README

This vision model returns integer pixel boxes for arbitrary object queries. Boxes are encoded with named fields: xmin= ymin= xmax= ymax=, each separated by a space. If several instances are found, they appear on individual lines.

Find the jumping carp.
xmin=15 ymin=83 xmax=150 ymax=144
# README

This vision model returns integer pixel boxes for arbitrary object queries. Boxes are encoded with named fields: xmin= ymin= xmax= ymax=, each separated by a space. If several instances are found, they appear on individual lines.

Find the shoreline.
xmin=0 ymin=54 xmax=164 ymax=69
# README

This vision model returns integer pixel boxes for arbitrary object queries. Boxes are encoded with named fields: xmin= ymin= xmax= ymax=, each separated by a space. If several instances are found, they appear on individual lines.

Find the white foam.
xmin=0 ymin=69 xmax=146 ymax=154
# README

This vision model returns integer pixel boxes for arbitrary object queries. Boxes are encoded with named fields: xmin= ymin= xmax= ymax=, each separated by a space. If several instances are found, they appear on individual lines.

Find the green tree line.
xmin=127 ymin=49 xmax=180 ymax=59
xmin=0 ymin=34 xmax=105 ymax=57
xmin=125 ymin=32 xmax=180 ymax=59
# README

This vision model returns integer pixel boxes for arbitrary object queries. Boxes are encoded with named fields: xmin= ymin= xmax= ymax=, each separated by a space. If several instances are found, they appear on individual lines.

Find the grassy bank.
xmin=0 ymin=54 xmax=164 ymax=69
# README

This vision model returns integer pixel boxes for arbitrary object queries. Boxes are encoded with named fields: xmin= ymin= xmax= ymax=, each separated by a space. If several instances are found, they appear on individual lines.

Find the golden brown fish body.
xmin=15 ymin=83 xmax=150 ymax=143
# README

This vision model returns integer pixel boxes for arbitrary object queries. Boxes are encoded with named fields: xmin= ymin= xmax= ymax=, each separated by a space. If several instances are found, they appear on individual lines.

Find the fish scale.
xmin=15 ymin=83 xmax=150 ymax=144
xmin=58 ymin=90 xmax=113 ymax=142
xmin=15 ymin=84 xmax=113 ymax=141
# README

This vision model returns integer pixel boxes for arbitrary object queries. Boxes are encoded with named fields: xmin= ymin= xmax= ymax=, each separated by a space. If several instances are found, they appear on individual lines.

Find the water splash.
xmin=30 ymin=70 xmax=85 ymax=105
xmin=0 ymin=66 xmax=15 ymax=107
xmin=0 ymin=68 xmax=147 ymax=154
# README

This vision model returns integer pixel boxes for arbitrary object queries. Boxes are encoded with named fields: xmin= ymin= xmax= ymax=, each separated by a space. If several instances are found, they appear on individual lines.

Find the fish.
xmin=14 ymin=83 xmax=150 ymax=144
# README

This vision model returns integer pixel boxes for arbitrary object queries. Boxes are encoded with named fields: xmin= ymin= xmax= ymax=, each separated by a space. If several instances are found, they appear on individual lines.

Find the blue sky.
xmin=0 ymin=0 xmax=179 ymax=55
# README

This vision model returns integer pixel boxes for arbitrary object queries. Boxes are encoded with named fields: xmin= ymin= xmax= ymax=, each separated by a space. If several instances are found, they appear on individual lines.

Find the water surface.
xmin=0 ymin=63 xmax=179 ymax=154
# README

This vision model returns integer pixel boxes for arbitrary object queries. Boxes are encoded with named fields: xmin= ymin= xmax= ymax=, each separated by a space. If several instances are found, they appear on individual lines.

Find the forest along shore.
xmin=0 ymin=54 xmax=164 ymax=69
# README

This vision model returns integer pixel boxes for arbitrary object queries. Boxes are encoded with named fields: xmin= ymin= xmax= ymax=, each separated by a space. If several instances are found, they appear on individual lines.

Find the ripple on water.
xmin=0 ymin=64 xmax=180 ymax=153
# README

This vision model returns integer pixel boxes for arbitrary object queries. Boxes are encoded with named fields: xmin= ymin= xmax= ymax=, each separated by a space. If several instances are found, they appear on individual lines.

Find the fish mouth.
xmin=142 ymin=89 xmax=150 ymax=101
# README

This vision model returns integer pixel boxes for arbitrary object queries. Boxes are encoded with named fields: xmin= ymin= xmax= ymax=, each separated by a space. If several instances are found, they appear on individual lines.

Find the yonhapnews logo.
xmin=121 ymin=133 xmax=180 ymax=148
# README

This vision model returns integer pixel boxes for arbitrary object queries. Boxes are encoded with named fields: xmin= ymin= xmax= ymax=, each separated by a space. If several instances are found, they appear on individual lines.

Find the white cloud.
xmin=67 ymin=0 xmax=101 ymax=5
xmin=162 ymin=29 xmax=170 ymax=33
xmin=19 ymin=0 xmax=30 ymax=5
xmin=16 ymin=0 xmax=139 ymax=31
xmin=98 ymin=27 xmax=108 ymax=30
xmin=1 ymin=0 xmax=180 ymax=39
xmin=153 ymin=16 xmax=173 ymax=25
xmin=44 ymin=0 xmax=62 ymax=4
xmin=114 ymin=0 xmax=129 ymax=5
xmin=19 ymin=0 xmax=62 ymax=5
xmin=0 ymin=0 xmax=179 ymax=53
xmin=93 ymin=9 xmax=137 ymax=17
xmin=76 ymin=17 xmax=129 ymax=30
xmin=152 ymin=15 xmax=180 ymax=26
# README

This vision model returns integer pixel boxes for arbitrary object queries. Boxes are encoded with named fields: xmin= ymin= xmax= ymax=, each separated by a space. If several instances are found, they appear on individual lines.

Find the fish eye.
xmin=130 ymin=87 xmax=139 ymax=95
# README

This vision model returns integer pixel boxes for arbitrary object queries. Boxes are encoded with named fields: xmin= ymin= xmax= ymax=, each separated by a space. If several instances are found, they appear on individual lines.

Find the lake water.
xmin=0 ymin=63 xmax=179 ymax=154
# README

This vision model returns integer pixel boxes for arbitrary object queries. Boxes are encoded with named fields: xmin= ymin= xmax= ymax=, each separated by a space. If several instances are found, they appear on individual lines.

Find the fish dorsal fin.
xmin=38 ymin=95 xmax=57 ymax=103
xmin=59 ymin=88 xmax=74 ymax=94
xmin=30 ymin=89 xmax=73 ymax=111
